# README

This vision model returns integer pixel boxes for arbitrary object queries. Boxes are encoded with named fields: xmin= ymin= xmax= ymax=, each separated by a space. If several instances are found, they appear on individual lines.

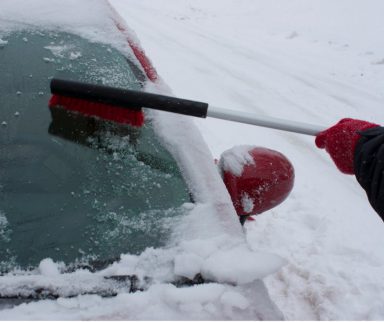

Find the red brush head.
xmin=49 ymin=94 xmax=144 ymax=127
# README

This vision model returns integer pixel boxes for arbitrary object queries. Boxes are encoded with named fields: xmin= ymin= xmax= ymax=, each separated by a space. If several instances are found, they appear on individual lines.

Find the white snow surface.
xmin=2 ymin=0 xmax=384 ymax=320
xmin=241 ymin=193 xmax=255 ymax=215
xmin=219 ymin=145 xmax=256 ymax=177
xmin=109 ymin=0 xmax=384 ymax=320
xmin=1 ymin=280 xmax=281 ymax=320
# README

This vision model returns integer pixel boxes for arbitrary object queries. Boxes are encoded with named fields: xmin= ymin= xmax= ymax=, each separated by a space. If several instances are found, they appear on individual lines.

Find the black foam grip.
xmin=50 ymin=79 xmax=209 ymax=118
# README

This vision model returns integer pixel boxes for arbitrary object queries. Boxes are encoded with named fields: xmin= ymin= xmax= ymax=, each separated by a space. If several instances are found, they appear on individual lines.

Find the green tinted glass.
xmin=0 ymin=31 xmax=191 ymax=272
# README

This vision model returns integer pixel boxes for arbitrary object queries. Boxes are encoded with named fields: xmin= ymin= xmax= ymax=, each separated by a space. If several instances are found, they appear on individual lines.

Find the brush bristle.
xmin=49 ymin=95 xmax=144 ymax=127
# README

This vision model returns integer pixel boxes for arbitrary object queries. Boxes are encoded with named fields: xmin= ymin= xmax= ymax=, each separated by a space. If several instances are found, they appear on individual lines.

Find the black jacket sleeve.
xmin=354 ymin=126 xmax=384 ymax=221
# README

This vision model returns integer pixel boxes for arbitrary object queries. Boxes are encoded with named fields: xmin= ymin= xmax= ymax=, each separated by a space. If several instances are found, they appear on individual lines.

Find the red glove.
xmin=315 ymin=118 xmax=379 ymax=174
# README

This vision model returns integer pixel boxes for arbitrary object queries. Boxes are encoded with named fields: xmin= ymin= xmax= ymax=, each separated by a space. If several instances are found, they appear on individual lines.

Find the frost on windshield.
xmin=0 ymin=30 xmax=191 ymax=272
xmin=0 ymin=38 xmax=7 ymax=47
xmin=0 ymin=211 xmax=15 ymax=272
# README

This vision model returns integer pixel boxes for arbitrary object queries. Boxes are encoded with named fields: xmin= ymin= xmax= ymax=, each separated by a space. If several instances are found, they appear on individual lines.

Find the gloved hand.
xmin=315 ymin=118 xmax=379 ymax=174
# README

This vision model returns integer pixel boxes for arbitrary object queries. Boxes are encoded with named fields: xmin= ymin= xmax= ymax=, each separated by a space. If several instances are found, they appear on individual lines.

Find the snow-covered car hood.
xmin=0 ymin=0 xmax=285 ymax=319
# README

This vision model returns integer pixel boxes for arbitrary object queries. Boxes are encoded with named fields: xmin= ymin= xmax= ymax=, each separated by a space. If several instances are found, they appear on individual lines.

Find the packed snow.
xmin=219 ymin=145 xmax=255 ymax=177
xmin=241 ymin=193 xmax=255 ymax=215
xmin=2 ymin=0 xmax=384 ymax=320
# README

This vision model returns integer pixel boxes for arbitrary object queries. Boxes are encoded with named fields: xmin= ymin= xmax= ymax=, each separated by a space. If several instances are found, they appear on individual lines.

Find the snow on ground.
xmin=110 ymin=0 xmax=384 ymax=320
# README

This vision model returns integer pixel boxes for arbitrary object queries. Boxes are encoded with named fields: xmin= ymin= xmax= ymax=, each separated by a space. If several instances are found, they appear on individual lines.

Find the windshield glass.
xmin=0 ymin=30 xmax=191 ymax=272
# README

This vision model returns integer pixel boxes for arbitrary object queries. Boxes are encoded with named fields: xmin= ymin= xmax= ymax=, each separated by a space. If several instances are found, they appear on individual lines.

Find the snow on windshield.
xmin=0 ymin=211 xmax=10 ymax=243
xmin=0 ymin=0 xmax=304 ymax=320
xmin=0 ymin=0 xmax=138 ymax=61
xmin=0 ymin=2 xmax=285 ymax=318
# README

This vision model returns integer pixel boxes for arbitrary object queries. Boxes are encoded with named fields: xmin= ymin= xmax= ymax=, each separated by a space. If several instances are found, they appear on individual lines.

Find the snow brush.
xmin=50 ymin=78 xmax=325 ymax=136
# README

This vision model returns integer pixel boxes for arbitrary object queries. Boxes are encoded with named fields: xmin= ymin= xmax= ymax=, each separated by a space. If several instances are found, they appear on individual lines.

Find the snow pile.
xmin=241 ymin=193 xmax=255 ymax=214
xmin=219 ymin=145 xmax=255 ymax=176
xmin=0 ymin=202 xmax=284 ymax=318
xmin=201 ymin=245 xmax=285 ymax=285
xmin=0 ymin=281 xmax=282 ymax=320
xmin=38 ymin=259 xmax=61 ymax=277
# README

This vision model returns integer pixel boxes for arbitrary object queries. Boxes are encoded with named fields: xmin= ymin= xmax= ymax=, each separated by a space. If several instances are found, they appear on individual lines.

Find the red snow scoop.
xmin=50 ymin=78 xmax=325 ymax=135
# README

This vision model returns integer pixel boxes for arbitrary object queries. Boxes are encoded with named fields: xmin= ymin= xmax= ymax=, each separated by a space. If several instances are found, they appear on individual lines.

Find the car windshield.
xmin=0 ymin=30 xmax=191 ymax=273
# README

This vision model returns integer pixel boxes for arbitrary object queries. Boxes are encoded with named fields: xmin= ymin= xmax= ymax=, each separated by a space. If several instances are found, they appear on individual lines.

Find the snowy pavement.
xmin=110 ymin=0 xmax=384 ymax=319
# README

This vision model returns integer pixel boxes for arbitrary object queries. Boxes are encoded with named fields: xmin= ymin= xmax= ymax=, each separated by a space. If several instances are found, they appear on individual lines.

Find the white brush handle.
xmin=51 ymin=79 xmax=326 ymax=136
xmin=208 ymin=106 xmax=325 ymax=136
